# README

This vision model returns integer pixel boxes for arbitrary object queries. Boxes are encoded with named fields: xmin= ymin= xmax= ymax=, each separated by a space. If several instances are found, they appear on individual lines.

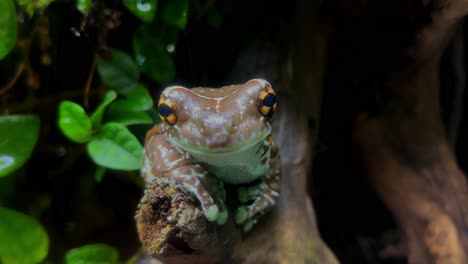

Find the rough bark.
xmin=341 ymin=0 xmax=468 ymax=263
xmin=135 ymin=179 xmax=236 ymax=264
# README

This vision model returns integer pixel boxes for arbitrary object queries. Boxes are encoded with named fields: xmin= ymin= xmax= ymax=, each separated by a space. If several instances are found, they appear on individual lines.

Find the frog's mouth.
xmin=168 ymin=128 xmax=271 ymax=156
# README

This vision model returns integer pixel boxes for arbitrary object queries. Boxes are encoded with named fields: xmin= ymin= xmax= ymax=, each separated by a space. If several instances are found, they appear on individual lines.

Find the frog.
xmin=141 ymin=79 xmax=281 ymax=232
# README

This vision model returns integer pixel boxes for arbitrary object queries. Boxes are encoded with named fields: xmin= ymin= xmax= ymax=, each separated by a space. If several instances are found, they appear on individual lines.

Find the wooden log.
xmin=341 ymin=0 xmax=468 ymax=262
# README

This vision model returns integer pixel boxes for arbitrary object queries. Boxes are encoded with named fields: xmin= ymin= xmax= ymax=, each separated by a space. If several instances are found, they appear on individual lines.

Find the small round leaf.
xmin=108 ymin=85 xmax=153 ymax=113
xmin=105 ymin=111 xmax=153 ymax=126
xmin=161 ymin=0 xmax=188 ymax=29
xmin=0 ymin=0 xmax=17 ymax=59
xmin=206 ymin=7 xmax=222 ymax=29
xmin=0 ymin=115 xmax=40 ymax=177
xmin=0 ymin=207 xmax=49 ymax=264
xmin=87 ymin=123 xmax=143 ymax=170
xmin=97 ymin=49 xmax=140 ymax=94
xmin=123 ymin=0 xmax=157 ymax=22
xmin=58 ymin=101 xmax=93 ymax=143
xmin=76 ymin=0 xmax=92 ymax=14
xmin=135 ymin=23 xmax=178 ymax=54
xmin=65 ymin=243 xmax=118 ymax=264
xmin=133 ymin=27 xmax=175 ymax=84
xmin=17 ymin=0 xmax=55 ymax=15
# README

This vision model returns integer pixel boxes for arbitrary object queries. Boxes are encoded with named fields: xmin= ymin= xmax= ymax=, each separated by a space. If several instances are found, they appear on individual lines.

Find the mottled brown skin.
xmin=142 ymin=79 xmax=281 ymax=231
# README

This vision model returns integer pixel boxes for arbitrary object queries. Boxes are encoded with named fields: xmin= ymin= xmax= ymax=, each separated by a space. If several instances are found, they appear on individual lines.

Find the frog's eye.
xmin=158 ymin=96 xmax=177 ymax=125
xmin=257 ymin=86 xmax=277 ymax=116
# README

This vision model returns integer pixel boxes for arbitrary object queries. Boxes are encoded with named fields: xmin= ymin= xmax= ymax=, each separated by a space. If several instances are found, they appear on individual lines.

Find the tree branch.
xmin=325 ymin=0 xmax=468 ymax=262
xmin=448 ymin=23 xmax=465 ymax=146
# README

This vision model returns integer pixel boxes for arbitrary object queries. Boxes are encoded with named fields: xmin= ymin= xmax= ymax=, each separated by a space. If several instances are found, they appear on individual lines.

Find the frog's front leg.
xmin=235 ymin=136 xmax=281 ymax=232
xmin=142 ymin=126 xmax=228 ymax=224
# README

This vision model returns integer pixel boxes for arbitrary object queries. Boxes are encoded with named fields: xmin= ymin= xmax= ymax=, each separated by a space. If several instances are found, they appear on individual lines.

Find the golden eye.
xmin=158 ymin=96 xmax=177 ymax=125
xmin=257 ymin=86 xmax=277 ymax=116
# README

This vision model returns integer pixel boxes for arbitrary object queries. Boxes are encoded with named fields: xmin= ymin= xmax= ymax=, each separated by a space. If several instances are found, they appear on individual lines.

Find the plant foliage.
xmin=0 ymin=0 xmax=229 ymax=262
xmin=0 ymin=115 xmax=40 ymax=176
xmin=0 ymin=207 xmax=49 ymax=264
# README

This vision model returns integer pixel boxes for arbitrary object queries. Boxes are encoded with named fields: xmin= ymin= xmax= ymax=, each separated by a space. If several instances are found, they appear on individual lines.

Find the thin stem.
xmin=0 ymin=11 xmax=44 ymax=98
xmin=0 ymin=63 xmax=26 ymax=96
xmin=83 ymin=55 xmax=97 ymax=109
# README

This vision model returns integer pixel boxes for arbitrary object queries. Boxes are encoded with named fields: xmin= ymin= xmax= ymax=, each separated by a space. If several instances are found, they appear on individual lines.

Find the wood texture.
xmin=339 ymin=0 xmax=468 ymax=263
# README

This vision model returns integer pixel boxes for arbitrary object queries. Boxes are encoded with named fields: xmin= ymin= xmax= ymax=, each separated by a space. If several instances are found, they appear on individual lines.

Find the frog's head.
xmin=157 ymin=79 xmax=277 ymax=154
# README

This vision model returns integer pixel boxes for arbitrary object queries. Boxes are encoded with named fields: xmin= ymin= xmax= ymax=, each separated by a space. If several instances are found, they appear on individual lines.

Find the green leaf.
xmin=123 ymin=0 xmax=157 ymax=22
xmin=206 ymin=7 xmax=222 ymax=29
xmin=65 ymin=243 xmax=118 ymax=264
xmin=90 ymin=90 xmax=118 ymax=129
xmin=94 ymin=166 xmax=106 ymax=182
xmin=108 ymin=85 xmax=153 ymax=112
xmin=160 ymin=0 xmax=189 ymax=29
xmin=76 ymin=0 xmax=92 ymax=13
xmin=0 ymin=207 xmax=49 ymax=264
xmin=133 ymin=26 xmax=175 ymax=84
xmin=97 ymin=49 xmax=140 ymax=94
xmin=87 ymin=123 xmax=143 ymax=170
xmin=0 ymin=115 xmax=40 ymax=177
xmin=0 ymin=172 xmax=16 ymax=201
xmin=0 ymin=0 xmax=17 ymax=59
xmin=105 ymin=111 xmax=153 ymax=126
xmin=136 ymin=23 xmax=178 ymax=54
xmin=58 ymin=101 xmax=93 ymax=143
xmin=17 ymin=0 xmax=55 ymax=15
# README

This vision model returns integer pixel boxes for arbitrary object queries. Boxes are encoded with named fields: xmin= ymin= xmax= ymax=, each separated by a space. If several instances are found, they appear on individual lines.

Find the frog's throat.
xmin=169 ymin=129 xmax=271 ymax=156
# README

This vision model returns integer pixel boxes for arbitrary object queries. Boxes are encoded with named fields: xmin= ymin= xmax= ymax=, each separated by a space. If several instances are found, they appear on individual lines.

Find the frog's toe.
xmin=234 ymin=206 xmax=248 ymax=224
xmin=242 ymin=219 xmax=255 ymax=232
xmin=237 ymin=187 xmax=249 ymax=203
xmin=220 ymin=189 xmax=227 ymax=202
xmin=237 ymin=184 xmax=262 ymax=203
xmin=247 ymin=185 xmax=260 ymax=198
xmin=205 ymin=204 xmax=219 ymax=222
xmin=216 ymin=209 xmax=228 ymax=225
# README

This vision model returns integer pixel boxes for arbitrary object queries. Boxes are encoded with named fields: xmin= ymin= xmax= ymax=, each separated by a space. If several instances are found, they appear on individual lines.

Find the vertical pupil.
xmin=158 ymin=103 xmax=173 ymax=117
xmin=263 ymin=93 xmax=276 ymax=107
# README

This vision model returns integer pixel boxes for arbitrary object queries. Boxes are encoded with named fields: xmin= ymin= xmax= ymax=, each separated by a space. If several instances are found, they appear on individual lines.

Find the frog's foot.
xmin=202 ymin=193 xmax=228 ymax=225
xmin=166 ymin=164 xmax=227 ymax=224
xmin=198 ymin=172 xmax=228 ymax=225
xmin=183 ymin=180 xmax=227 ymax=224
xmin=234 ymin=182 xmax=280 ymax=232
xmin=185 ymin=177 xmax=227 ymax=224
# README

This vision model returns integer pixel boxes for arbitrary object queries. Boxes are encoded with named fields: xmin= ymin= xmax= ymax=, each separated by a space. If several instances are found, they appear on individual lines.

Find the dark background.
xmin=2 ymin=0 xmax=467 ymax=263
